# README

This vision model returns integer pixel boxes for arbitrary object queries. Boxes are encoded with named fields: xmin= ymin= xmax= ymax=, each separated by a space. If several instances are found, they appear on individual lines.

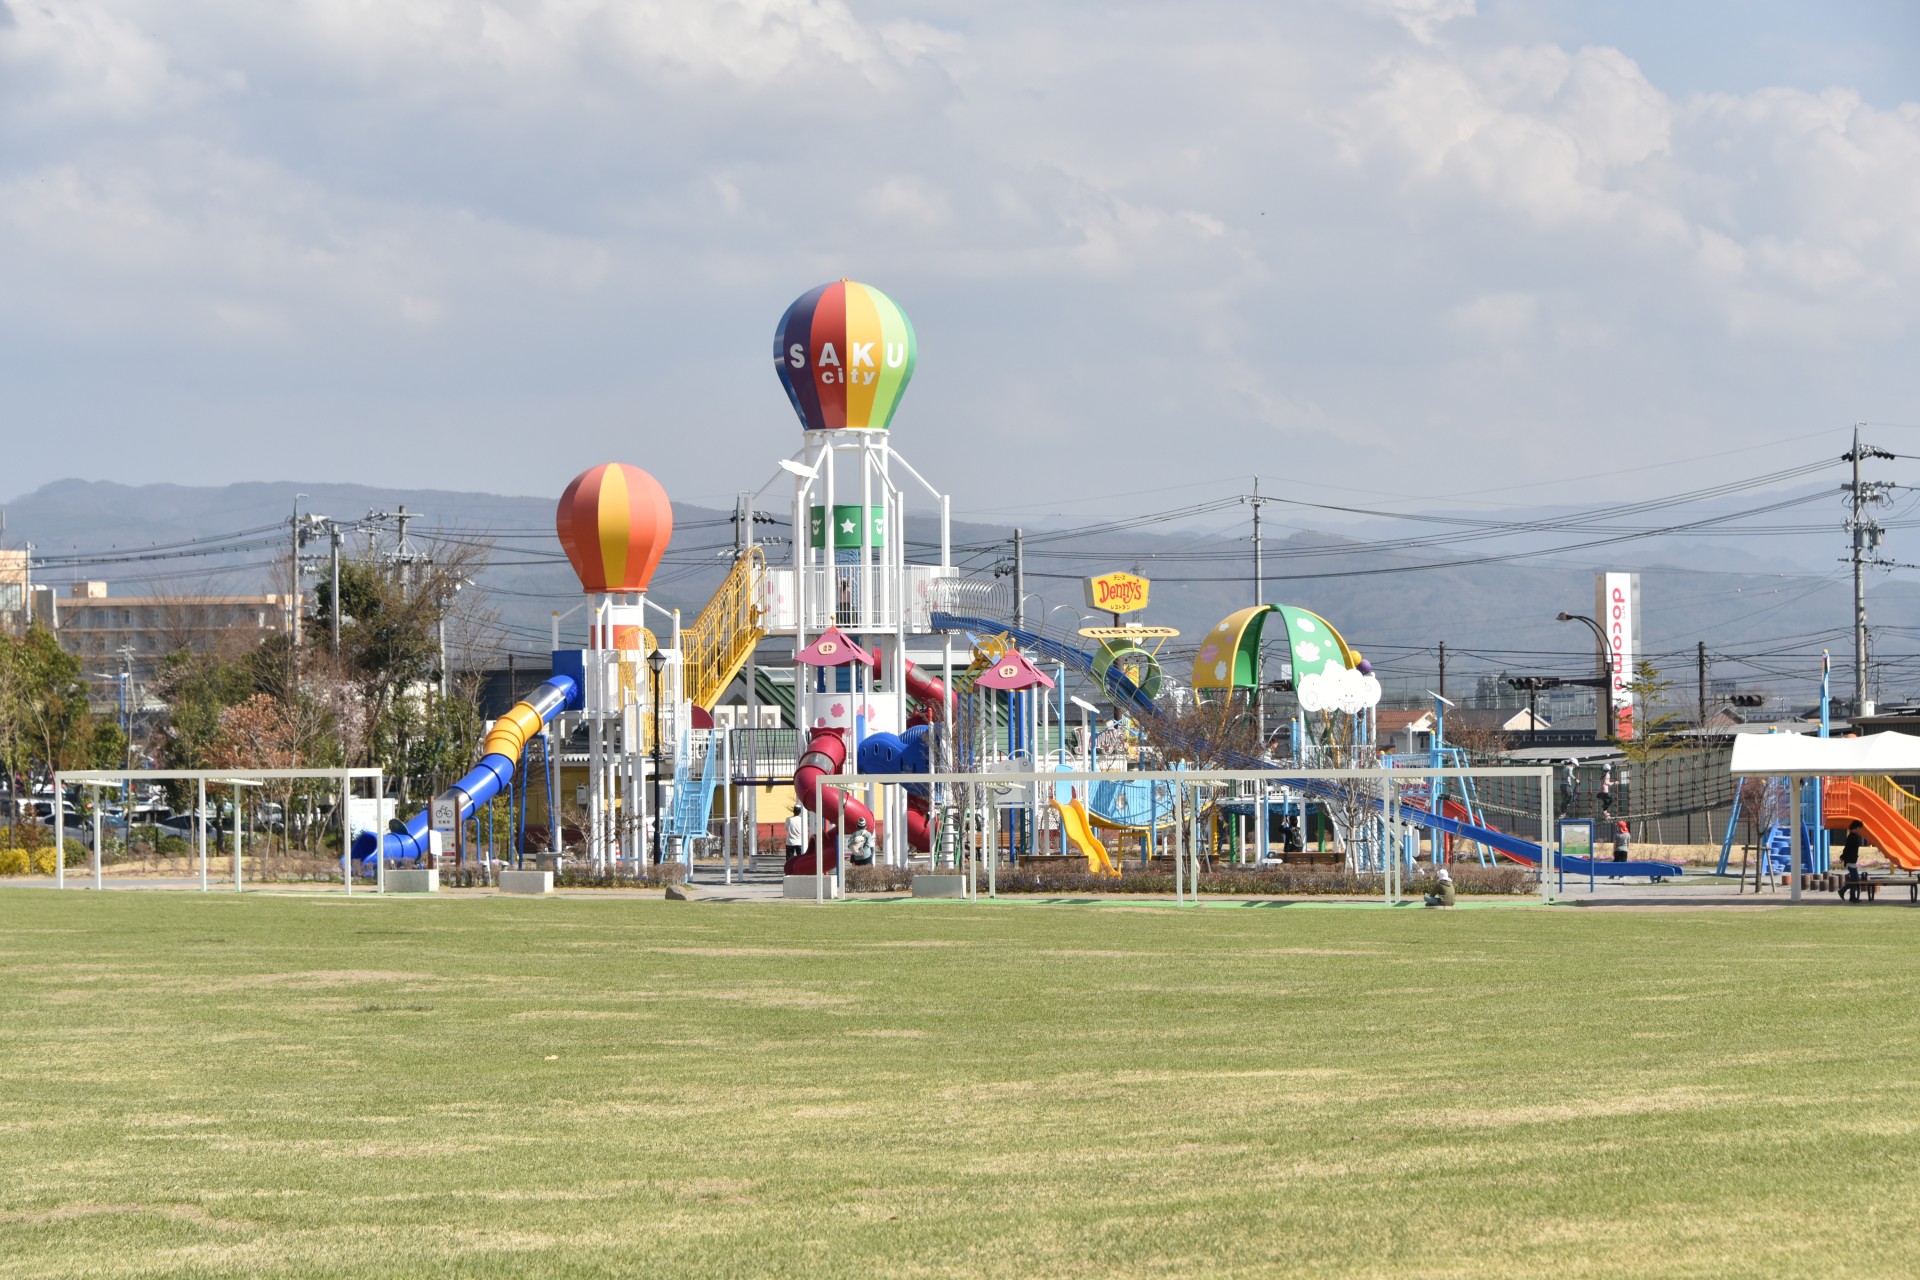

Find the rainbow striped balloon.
xmin=555 ymin=463 xmax=674 ymax=594
xmin=773 ymin=280 xmax=917 ymax=432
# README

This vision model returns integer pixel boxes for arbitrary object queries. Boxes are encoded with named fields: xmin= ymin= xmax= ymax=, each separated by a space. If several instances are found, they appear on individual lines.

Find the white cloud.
xmin=0 ymin=1 xmax=1915 ymax=506
xmin=1351 ymin=0 xmax=1475 ymax=45
xmin=1446 ymin=291 xmax=1537 ymax=345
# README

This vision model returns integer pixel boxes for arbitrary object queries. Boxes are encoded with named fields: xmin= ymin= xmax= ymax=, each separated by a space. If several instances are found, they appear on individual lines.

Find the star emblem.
xmin=840 ymin=518 xmax=856 ymax=534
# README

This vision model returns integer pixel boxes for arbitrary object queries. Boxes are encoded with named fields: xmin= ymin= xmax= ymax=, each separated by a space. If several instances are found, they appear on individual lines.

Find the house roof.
xmin=1377 ymin=709 xmax=1435 ymax=736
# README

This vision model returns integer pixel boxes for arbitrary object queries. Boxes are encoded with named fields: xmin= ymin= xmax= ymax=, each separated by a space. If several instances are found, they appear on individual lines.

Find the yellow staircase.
xmin=1858 ymin=775 xmax=1920 ymax=829
xmin=683 ymin=547 xmax=766 ymax=711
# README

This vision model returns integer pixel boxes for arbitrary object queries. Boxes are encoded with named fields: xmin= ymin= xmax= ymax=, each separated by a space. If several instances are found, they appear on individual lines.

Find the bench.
xmin=1815 ymin=873 xmax=1920 ymax=903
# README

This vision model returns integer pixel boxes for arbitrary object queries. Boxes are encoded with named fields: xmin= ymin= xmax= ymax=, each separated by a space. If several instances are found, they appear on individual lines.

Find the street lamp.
xmin=648 ymin=647 xmax=667 ymax=865
xmin=1557 ymin=612 xmax=1615 ymax=742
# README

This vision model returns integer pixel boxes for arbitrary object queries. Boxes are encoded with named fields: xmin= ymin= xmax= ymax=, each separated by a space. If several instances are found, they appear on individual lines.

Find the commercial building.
xmin=47 ymin=581 xmax=291 ymax=689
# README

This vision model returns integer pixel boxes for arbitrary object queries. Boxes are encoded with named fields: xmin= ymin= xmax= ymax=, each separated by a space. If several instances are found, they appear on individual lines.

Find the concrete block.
xmin=385 ymin=869 xmax=439 ymax=894
xmin=498 ymin=870 xmax=553 ymax=895
xmin=782 ymin=875 xmax=841 ymax=900
xmin=911 ymin=874 xmax=967 ymax=899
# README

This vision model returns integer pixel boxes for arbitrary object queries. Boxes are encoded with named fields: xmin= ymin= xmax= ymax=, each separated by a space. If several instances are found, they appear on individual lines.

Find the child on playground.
xmin=1423 ymin=862 xmax=1455 ymax=908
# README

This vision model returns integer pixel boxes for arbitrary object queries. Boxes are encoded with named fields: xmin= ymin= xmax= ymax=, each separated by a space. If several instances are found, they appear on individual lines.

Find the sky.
xmin=2 ymin=0 xmax=1917 ymax=518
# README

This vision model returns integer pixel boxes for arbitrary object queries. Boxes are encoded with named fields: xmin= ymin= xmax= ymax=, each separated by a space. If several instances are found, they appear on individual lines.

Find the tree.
xmin=1616 ymin=659 xmax=1687 ymax=825
xmin=152 ymin=649 xmax=258 ymax=807
xmin=308 ymin=540 xmax=490 ymax=804
xmin=5 ymin=624 xmax=90 ymax=776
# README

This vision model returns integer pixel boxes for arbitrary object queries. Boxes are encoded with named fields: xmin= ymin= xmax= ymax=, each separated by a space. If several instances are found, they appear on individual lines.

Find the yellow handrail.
xmin=1857 ymin=775 xmax=1920 ymax=830
xmin=684 ymin=547 xmax=766 ymax=711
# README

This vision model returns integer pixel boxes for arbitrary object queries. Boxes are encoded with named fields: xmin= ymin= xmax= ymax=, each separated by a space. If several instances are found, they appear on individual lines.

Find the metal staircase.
xmin=684 ymin=547 xmax=766 ymax=711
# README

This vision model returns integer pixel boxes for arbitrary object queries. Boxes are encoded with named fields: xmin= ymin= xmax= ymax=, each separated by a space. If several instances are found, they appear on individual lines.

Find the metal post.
xmin=1381 ymin=768 xmax=1393 ymax=906
xmin=814 ymin=785 xmax=824 ymax=904
xmin=54 ymin=773 xmax=64 ymax=889
xmin=196 ymin=776 xmax=208 ymax=892
xmin=92 ymin=794 xmax=103 ymax=891
xmin=340 ymin=771 xmax=351 ymax=895
xmin=1540 ymin=768 xmax=1555 ymax=905
xmin=233 ymin=782 xmax=244 ymax=891
xmin=374 ymin=771 xmax=385 ymax=895
xmin=1789 ymin=773 xmax=1803 ymax=903
xmin=1173 ymin=783 xmax=1184 ymax=906
xmin=987 ymin=793 xmax=998 ymax=899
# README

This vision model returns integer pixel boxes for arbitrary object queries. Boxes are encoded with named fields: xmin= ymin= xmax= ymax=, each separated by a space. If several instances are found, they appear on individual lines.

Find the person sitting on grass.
xmin=1423 ymin=863 xmax=1455 ymax=908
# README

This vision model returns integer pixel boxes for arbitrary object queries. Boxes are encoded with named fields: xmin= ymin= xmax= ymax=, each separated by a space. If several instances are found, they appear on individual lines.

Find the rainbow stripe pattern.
xmin=773 ymin=280 xmax=917 ymax=432
xmin=555 ymin=462 xmax=674 ymax=594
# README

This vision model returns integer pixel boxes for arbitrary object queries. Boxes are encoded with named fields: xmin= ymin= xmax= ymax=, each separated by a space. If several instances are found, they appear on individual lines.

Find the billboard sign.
xmin=1084 ymin=571 xmax=1150 ymax=615
xmin=1597 ymin=572 xmax=1640 ymax=740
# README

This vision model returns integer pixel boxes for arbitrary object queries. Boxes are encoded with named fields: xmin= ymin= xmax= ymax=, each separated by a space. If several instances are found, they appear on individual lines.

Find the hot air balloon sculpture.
xmin=556 ymin=462 xmax=673 ymax=653
xmin=773 ymin=280 xmax=917 ymax=433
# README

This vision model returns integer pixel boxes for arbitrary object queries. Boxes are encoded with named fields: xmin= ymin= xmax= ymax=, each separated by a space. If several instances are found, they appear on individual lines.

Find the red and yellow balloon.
xmin=556 ymin=463 xmax=673 ymax=594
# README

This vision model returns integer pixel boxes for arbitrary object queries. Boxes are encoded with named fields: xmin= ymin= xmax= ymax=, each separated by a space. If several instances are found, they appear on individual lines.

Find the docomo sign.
xmin=1597 ymin=572 xmax=1641 ymax=741
xmin=1084 ymin=572 xmax=1151 ymax=615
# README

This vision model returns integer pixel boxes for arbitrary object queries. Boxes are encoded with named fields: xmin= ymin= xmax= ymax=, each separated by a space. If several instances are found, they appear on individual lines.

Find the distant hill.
xmin=5 ymin=478 xmax=1913 ymax=707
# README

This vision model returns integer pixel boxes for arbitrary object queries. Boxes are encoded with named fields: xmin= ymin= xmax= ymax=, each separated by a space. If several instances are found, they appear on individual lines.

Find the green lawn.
xmin=2 ymin=890 xmax=1916 ymax=1278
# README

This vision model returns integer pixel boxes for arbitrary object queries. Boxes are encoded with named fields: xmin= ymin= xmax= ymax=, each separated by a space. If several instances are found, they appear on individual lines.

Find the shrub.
xmin=0 ymin=829 xmax=88 ymax=875
xmin=846 ymin=863 xmax=914 ymax=893
xmin=551 ymin=861 xmax=688 ymax=889
xmin=969 ymin=859 xmax=1535 ymax=897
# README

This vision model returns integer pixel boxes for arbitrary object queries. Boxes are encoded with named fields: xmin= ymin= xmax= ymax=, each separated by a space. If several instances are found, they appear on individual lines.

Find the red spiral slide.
xmin=788 ymin=727 xmax=878 ymax=876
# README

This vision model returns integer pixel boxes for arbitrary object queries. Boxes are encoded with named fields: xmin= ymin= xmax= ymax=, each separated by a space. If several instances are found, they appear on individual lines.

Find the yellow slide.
xmin=1053 ymin=793 xmax=1120 ymax=877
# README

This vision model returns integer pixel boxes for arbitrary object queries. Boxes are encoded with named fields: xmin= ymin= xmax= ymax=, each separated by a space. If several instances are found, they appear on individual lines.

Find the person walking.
xmin=784 ymin=804 xmax=807 ymax=863
xmin=1842 ymin=820 xmax=1865 ymax=883
xmin=1611 ymin=819 xmax=1631 ymax=862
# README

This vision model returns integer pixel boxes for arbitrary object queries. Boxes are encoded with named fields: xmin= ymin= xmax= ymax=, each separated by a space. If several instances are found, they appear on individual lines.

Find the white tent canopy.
xmin=1729 ymin=731 xmax=1920 ymax=777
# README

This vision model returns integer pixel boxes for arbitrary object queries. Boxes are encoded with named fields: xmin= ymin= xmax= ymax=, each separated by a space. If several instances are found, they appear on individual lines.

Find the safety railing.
xmin=684 ymin=547 xmax=765 ymax=711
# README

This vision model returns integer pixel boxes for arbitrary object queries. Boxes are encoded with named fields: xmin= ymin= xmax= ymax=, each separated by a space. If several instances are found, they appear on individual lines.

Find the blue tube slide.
xmin=352 ymin=674 xmax=579 ymax=867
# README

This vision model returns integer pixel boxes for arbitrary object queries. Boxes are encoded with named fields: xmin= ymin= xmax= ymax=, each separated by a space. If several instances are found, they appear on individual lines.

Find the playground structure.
xmin=209 ymin=276 xmax=1711 ymax=891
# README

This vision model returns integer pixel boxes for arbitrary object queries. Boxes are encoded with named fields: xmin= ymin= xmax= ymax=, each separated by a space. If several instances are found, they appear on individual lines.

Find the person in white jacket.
xmin=784 ymin=805 xmax=807 ymax=861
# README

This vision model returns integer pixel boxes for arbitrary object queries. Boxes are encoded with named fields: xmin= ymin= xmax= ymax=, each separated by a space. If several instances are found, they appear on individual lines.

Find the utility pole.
xmin=396 ymin=506 xmax=412 ymax=602
xmin=734 ymin=493 xmax=748 ymax=557
xmin=1697 ymin=641 xmax=1707 ymax=728
xmin=1013 ymin=528 xmax=1025 ymax=631
xmin=1250 ymin=478 xmax=1266 ymax=752
xmin=289 ymin=497 xmax=306 ymax=651
xmin=329 ymin=521 xmax=343 ymax=658
xmin=1844 ymin=424 xmax=1896 ymax=717
xmin=1438 ymin=641 xmax=1447 ymax=701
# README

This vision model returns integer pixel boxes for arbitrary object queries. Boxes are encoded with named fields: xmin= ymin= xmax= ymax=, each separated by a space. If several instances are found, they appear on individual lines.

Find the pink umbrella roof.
xmin=974 ymin=650 xmax=1056 ymax=691
xmin=794 ymin=626 xmax=873 ymax=668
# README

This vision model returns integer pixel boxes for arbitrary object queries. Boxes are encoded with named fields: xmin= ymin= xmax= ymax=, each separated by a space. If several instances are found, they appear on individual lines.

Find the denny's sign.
xmin=1084 ymin=572 xmax=1150 ymax=615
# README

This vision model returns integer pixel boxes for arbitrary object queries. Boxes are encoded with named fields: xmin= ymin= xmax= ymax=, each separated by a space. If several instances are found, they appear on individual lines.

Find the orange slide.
xmin=1821 ymin=779 xmax=1920 ymax=871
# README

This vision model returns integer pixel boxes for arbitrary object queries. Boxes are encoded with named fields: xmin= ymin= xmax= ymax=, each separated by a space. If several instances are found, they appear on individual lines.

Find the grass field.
xmin=4 ymin=890 xmax=1918 ymax=1278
